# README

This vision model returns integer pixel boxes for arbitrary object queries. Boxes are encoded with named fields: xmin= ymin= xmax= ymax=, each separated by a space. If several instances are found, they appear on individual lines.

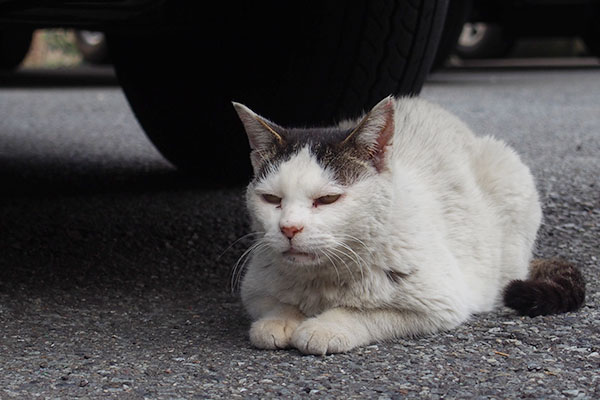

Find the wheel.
xmin=75 ymin=31 xmax=110 ymax=64
xmin=455 ymin=23 xmax=514 ymax=59
xmin=0 ymin=30 xmax=33 ymax=70
xmin=108 ymin=0 xmax=448 ymax=182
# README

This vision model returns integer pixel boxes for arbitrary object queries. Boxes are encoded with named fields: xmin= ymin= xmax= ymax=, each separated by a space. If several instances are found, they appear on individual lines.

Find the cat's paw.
xmin=291 ymin=318 xmax=356 ymax=355
xmin=249 ymin=318 xmax=300 ymax=350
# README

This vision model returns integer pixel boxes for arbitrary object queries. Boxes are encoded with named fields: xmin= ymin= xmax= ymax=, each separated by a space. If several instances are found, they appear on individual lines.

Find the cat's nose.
xmin=280 ymin=225 xmax=303 ymax=239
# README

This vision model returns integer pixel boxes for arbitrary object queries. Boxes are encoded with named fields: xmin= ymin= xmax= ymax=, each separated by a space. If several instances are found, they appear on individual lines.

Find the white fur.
xmin=239 ymin=97 xmax=542 ymax=354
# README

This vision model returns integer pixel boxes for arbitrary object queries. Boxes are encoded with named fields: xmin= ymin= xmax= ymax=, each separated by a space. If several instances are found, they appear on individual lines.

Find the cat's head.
xmin=233 ymin=97 xmax=395 ymax=267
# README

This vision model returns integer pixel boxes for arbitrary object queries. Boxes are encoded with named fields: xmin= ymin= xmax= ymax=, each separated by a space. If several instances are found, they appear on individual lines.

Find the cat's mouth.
xmin=282 ymin=248 xmax=317 ymax=262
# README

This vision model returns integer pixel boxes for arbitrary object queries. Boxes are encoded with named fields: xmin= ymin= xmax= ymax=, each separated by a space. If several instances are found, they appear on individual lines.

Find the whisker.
xmin=337 ymin=233 xmax=375 ymax=258
xmin=232 ymin=243 xmax=272 ymax=294
xmin=328 ymin=246 xmax=359 ymax=285
xmin=318 ymin=248 xmax=341 ymax=286
xmin=230 ymin=239 xmax=268 ymax=294
xmin=334 ymin=241 xmax=368 ymax=282
xmin=219 ymin=231 xmax=265 ymax=260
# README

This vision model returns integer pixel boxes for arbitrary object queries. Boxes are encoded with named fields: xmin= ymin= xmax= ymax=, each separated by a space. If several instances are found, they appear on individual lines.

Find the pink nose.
xmin=280 ymin=225 xmax=303 ymax=239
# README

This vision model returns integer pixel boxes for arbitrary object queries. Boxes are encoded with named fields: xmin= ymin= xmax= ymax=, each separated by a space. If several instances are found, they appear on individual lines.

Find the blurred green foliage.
xmin=22 ymin=29 xmax=82 ymax=68
xmin=43 ymin=30 xmax=80 ymax=56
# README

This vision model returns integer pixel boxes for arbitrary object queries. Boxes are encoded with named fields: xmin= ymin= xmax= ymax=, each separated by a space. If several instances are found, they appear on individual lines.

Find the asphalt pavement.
xmin=0 ymin=65 xmax=599 ymax=399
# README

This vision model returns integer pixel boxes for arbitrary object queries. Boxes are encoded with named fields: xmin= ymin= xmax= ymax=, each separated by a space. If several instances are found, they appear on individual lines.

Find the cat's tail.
xmin=503 ymin=258 xmax=585 ymax=317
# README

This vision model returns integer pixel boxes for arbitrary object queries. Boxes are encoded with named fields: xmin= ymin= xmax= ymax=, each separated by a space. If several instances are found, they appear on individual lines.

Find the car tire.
xmin=0 ymin=29 xmax=32 ymax=70
xmin=108 ymin=0 xmax=448 ymax=182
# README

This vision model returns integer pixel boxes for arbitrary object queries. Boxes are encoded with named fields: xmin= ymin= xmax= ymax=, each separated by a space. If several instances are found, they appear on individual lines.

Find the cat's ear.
xmin=232 ymin=102 xmax=284 ymax=151
xmin=232 ymin=102 xmax=285 ymax=173
xmin=343 ymin=96 xmax=395 ymax=172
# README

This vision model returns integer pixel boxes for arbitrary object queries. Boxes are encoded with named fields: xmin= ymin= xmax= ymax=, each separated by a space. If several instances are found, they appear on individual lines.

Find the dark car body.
xmin=0 ymin=0 xmax=166 ymax=30
xmin=469 ymin=0 xmax=600 ymax=38
xmin=1 ymin=1 xmax=451 ymax=182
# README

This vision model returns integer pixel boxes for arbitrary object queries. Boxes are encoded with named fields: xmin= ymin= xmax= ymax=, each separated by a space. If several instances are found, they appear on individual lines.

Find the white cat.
xmin=232 ymin=96 xmax=585 ymax=355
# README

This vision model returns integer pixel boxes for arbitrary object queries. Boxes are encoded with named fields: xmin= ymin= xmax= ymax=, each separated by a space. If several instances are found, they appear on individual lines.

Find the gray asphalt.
xmin=0 ymin=67 xmax=599 ymax=399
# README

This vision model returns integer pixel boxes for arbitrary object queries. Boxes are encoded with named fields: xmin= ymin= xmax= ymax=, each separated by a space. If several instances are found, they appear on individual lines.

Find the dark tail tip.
xmin=503 ymin=259 xmax=585 ymax=317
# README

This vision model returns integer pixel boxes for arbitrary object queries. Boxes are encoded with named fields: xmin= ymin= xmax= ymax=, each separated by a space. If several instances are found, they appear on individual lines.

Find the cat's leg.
xmin=246 ymin=295 xmax=306 ymax=350
xmin=291 ymin=307 xmax=466 ymax=355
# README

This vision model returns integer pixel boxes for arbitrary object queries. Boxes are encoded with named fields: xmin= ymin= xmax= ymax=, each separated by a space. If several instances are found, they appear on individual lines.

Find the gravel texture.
xmin=0 ymin=67 xmax=598 ymax=399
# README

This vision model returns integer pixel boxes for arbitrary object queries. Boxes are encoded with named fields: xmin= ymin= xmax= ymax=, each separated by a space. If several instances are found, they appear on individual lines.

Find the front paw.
xmin=291 ymin=318 xmax=356 ymax=355
xmin=249 ymin=318 xmax=300 ymax=350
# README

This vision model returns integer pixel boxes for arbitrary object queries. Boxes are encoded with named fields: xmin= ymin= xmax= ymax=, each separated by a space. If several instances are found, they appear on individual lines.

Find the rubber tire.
xmin=0 ymin=30 xmax=32 ymax=70
xmin=108 ymin=0 xmax=448 ymax=182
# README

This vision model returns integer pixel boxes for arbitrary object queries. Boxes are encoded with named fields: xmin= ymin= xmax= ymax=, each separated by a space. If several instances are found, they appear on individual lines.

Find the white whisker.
xmin=328 ymin=246 xmax=359 ymax=285
xmin=318 ymin=248 xmax=342 ymax=286
xmin=334 ymin=240 xmax=368 ymax=282
xmin=230 ymin=238 xmax=269 ymax=294
xmin=219 ymin=231 xmax=265 ymax=260
xmin=337 ymin=234 xmax=375 ymax=257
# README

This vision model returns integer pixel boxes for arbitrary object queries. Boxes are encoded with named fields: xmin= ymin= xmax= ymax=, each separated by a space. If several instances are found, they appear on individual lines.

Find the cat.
xmin=232 ymin=96 xmax=585 ymax=355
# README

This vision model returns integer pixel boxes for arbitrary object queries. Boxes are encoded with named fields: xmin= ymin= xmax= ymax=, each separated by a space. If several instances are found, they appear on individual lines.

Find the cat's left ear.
xmin=343 ymin=96 xmax=395 ymax=172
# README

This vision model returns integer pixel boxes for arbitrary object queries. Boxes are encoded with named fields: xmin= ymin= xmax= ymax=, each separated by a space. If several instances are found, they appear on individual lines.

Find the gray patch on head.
xmin=252 ymin=125 xmax=375 ymax=185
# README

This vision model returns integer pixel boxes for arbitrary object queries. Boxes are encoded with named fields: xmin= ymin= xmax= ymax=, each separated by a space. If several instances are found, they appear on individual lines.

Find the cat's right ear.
xmin=232 ymin=102 xmax=284 ymax=150
xmin=232 ymin=102 xmax=285 ymax=173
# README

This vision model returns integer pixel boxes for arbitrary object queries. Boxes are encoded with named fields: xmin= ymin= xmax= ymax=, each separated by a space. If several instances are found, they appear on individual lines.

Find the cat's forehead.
xmin=255 ymin=146 xmax=336 ymax=195
xmin=253 ymin=126 xmax=374 ymax=185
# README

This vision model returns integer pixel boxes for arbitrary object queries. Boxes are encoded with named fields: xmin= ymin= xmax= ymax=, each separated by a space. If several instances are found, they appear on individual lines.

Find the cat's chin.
xmin=281 ymin=249 xmax=319 ymax=266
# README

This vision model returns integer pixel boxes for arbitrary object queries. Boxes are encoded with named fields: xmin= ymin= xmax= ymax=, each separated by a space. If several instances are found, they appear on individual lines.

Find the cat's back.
xmin=389 ymin=97 xmax=477 ymax=163
xmin=388 ymin=97 xmax=536 ymax=197
xmin=388 ymin=96 xmax=540 ymax=217
xmin=386 ymin=97 xmax=490 ymax=220
xmin=387 ymin=97 xmax=541 ymax=297
xmin=386 ymin=97 xmax=486 ymax=205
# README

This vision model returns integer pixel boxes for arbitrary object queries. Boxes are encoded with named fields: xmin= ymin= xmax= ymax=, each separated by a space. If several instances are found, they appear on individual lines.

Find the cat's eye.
xmin=314 ymin=194 xmax=341 ymax=206
xmin=262 ymin=194 xmax=282 ymax=205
